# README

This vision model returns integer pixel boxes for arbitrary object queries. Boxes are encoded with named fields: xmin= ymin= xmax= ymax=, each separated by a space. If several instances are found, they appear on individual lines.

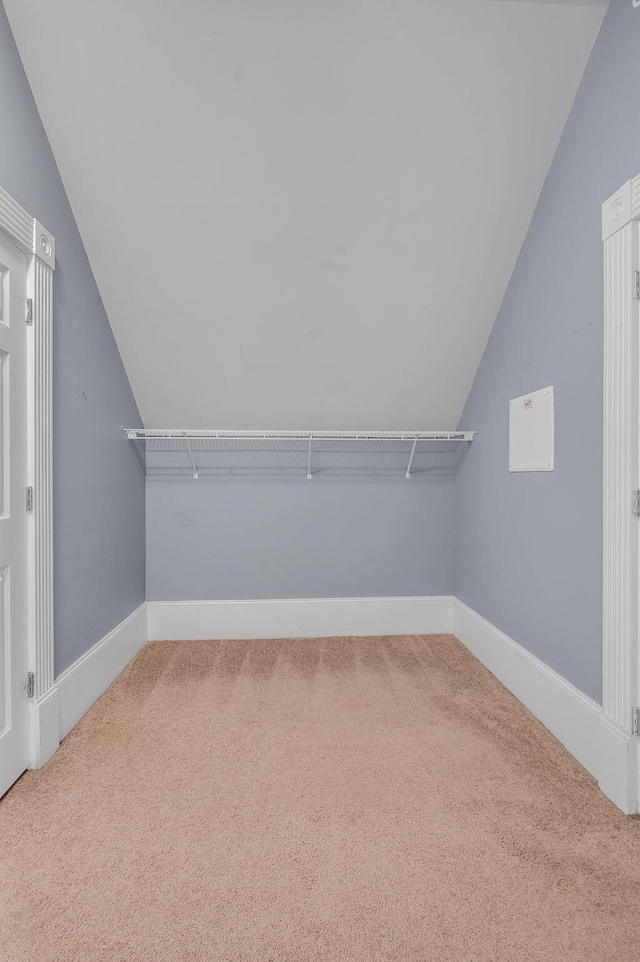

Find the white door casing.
xmin=0 ymin=229 xmax=29 ymax=795
xmin=0 ymin=186 xmax=56 ymax=789
xmin=601 ymin=176 xmax=640 ymax=814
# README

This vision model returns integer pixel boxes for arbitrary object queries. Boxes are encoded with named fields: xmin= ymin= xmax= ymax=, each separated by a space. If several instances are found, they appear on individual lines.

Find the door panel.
xmin=0 ymin=231 xmax=29 ymax=797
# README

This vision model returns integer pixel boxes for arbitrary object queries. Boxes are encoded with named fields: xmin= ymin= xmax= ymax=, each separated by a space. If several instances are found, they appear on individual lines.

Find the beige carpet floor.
xmin=1 ymin=634 xmax=639 ymax=961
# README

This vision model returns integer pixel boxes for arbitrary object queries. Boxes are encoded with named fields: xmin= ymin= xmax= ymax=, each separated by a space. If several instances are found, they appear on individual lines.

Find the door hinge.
xmin=25 ymin=297 xmax=33 ymax=325
xmin=634 ymin=272 xmax=640 ymax=300
xmin=26 ymin=486 xmax=33 ymax=512
xmin=27 ymin=672 xmax=35 ymax=699
xmin=632 ymin=707 xmax=640 ymax=736
xmin=633 ymin=490 xmax=640 ymax=517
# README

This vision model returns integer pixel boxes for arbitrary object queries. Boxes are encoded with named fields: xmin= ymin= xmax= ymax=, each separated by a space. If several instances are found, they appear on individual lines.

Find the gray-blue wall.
xmin=456 ymin=0 xmax=640 ymax=704
xmin=147 ymin=479 xmax=454 ymax=601
xmin=0 ymin=3 xmax=145 ymax=675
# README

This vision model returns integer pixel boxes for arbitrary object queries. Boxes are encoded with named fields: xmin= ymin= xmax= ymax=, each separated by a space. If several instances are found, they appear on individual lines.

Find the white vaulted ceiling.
xmin=4 ymin=0 xmax=607 ymax=429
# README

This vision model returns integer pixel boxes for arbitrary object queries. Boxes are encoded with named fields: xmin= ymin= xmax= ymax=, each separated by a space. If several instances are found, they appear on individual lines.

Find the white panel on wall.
xmin=509 ymin=387 xmax=554 ymax=473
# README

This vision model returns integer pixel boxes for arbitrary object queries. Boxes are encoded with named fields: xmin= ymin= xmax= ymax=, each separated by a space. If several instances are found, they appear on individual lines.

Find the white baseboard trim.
xmin=452 ymin=598 xmax=639 ymax=814
xmin=147 ymin=596 xmax=454 ymax=642
xmin=29 ymin=686 xmax=60 ymax=770
xmin=598 ymin=716 xmax=638 ymax=815
xmin=56 ymin=603 xmax=148 ymax=740
xmin=452 ymin=598 xmax=603 ymax=786
xmin=38 ymin=594 xmax=638 ymax=814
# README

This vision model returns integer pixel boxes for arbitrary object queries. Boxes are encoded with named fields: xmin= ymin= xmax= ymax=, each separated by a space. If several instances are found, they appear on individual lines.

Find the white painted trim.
xmin=602 ymin=175 xmax=640 ymax=812
xmin=0 ymin=185 xmax=56 ymax=265
xmin=602 ymin=218 xmax=639 ymax=732
xmin=598 ymin=715 xmax=638 ymax=815
xmin=452 ymin=599 xmax=602 ymax=779
xmin=601 ymin=174 xmax=640 ymax=241
xmin=452 ymin=599 xmax=640 ymax=814
xmin=147 ymin=596 xmax=454 ymax=642
xmin=33 ymin=219 xmax=55 ymax=270
xmin=30 ymin=593 xmax=638 ymax=812
xmin=0 ymin=182 xmax=56 ymax=771
xmin=148 ymin=594 xmax=637 ymax=810
xmin=26 ymin=257 xmax=54 ymax=706
xmin=28 ymin=686 xmax=59 ymax=770
xmin=56 ymin=604 xmax=148 ymax=740
xmin=0 ymin=184 xmax=33 ymax=253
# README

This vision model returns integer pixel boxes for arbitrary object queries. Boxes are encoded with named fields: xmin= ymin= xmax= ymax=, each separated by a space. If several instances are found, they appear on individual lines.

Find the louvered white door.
xmin=0 ymin=230 xmax=29 ymax=797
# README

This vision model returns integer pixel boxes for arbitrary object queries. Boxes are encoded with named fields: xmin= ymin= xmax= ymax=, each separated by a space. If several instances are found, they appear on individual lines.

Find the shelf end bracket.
xmin=184 ymin=435 xmax=199 ymax=479
xmin=406 ymin=437 xmax=418 ymax=479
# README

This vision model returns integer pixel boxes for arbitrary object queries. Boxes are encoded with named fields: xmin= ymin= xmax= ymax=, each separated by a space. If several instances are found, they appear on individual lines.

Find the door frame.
xmin=0 ymin=184 xmax=56 ymax=771
xmin=601 ymin=174 xmax=640 ymax=813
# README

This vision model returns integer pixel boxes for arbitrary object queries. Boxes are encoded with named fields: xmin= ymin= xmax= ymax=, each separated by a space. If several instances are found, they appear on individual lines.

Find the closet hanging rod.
xmin=124 ymin=429 xmax=476 ymax=441
xmin=124 ymin=428 xmax=476 ymax=481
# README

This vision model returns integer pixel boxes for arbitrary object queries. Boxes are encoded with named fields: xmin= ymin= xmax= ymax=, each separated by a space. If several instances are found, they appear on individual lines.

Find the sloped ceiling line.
xmin=4 ymin=0 xmax=606 ymax=428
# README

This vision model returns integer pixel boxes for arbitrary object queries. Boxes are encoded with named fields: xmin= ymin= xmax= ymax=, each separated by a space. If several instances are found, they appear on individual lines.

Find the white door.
xmin=0 ymin=230 xmax=29 ymax=797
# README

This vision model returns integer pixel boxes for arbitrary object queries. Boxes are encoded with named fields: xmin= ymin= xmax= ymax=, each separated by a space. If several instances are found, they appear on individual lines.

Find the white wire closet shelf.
xmin=125 ymin=429 xmax=476 ymax=481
